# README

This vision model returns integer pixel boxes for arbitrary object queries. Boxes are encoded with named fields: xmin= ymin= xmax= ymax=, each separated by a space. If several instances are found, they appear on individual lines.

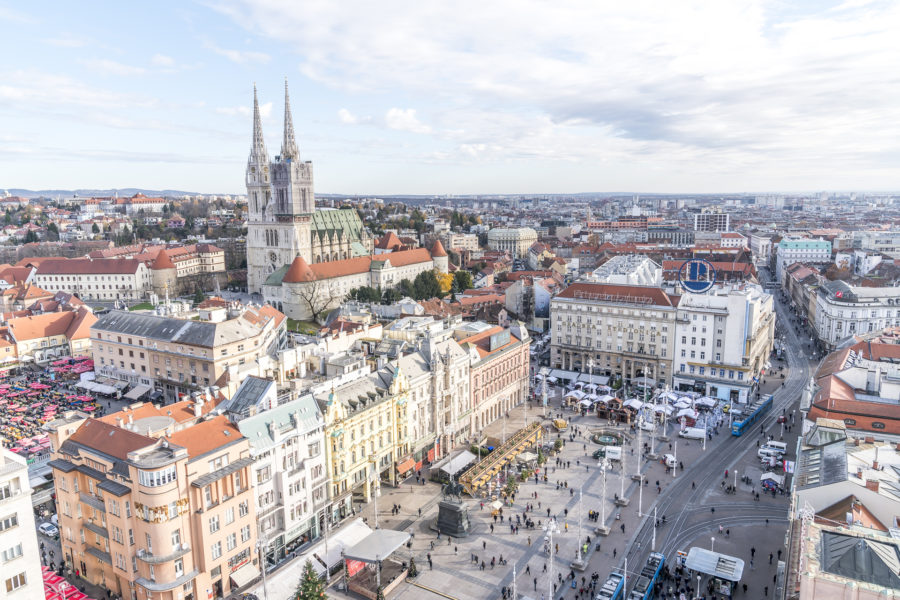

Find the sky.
xmin=1 ymin=0 xmax=899 ymax=195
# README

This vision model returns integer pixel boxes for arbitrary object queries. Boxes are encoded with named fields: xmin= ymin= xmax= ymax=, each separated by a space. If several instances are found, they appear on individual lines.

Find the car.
xmin=777 ymin=415 xmax=787 ymax=424
xmin=38 ymin=523 xmax=59 ymax=538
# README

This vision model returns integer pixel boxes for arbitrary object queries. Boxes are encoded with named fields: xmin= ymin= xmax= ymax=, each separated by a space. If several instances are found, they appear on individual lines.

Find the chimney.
xmin=865 ymin=436 xmax=874 ymax=444
xmin=865 ymin=479 xmax=880 ymax=493
xmin=854 ymin=438 xmax=860 ymax=446
xmin=857 ymin=467 xmax=863 ymax=479
xmin=194 ymin=402 xmax=202 ymax=418
xmin=116 ymin=417 xmax=123 ymax=428
xmin=128 ymin=414 xmax=133 ymax=424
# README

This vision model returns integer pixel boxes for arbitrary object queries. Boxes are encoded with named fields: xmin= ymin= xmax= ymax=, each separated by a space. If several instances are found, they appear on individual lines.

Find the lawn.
xmin=286 ymin=318 xmax=320 ymax=335
xmin=129 ymin=302 xmax=155 ymax=311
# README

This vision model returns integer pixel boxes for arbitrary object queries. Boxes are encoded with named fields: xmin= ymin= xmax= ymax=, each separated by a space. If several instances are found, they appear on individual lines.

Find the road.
xmin=615 ymin=274 xmax=812 ymax=598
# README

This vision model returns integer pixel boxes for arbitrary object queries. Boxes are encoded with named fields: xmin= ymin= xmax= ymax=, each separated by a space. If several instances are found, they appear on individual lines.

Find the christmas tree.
xmin=295 ymin=559 xmax=328 ymax=600
xmin=407 ymin=556 xmax=418 ymax=578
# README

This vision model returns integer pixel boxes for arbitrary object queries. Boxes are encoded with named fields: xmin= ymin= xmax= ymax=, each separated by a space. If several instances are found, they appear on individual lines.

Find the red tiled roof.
xmin=286 ymin=248 xmax=434 ymax=282
xmin=283 ymin=254 xmax=315 ymax=283
xmin=461 ymin=325 xmax=522 ymax=359
xmin=67 ymin=418 xmax=153 ymax=460
xmin=430 ymin=240 xmax=448 ymax=257
xmin=375 ymin=232 xmax=402 ymax=250
xmin=151 ymin=250 xmax=176 ymax=270
xmin=555 ymin=282 xmax=677 ymax=307
xmin=35 ymin=258 xmax=142 ymax=275
xmin=165 ymin=415 xmax=243 ymax=459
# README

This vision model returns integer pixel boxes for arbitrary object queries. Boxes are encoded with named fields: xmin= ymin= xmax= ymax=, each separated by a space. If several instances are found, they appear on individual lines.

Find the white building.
xmin=0 ymin=448 xmax=43 ymax=598
xmin=719 ymin=232 xmax=748 ymax=248
xmin=749 ymin=233 xmax=774 ymax=264
xmin=441 ymin=232 xmax=480 ymax=253
xmin=693 ymin=210 xmax=730 ymax=232
xmin=589 ymin=255 xmax=661 ymax=287
xmin=33 ymin=258 xmax=152 ymax=301
xmin=853 ymin=230 xmax=900 ymax=258
xmin=226 ymin=387 xmax=328 ymax=564
xmin=813 ymin=281 xmax=900 ymax=350
xmin=673 ymin=286 xmax=776 ymax=404
xmin=487 ymin=227 xmax=538 ymax=258
xmin=775 ymin=238 xmax=832 ymax=284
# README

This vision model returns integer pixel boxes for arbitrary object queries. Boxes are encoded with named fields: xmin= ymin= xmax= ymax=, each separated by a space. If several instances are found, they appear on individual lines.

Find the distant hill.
xmin=4 ymin=188 xmax=211 ymax=199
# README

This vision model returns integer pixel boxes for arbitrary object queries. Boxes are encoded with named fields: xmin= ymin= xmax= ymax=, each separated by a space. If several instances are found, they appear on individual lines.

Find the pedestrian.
xmin=483 ymin=540 xmax=487 ymax=550
xmin=769 ymin=552 xmax=773 ymax=565
xmin=765 ymin=586 xmax=768 ymax=596
xmin=751 ymin=547 xmax=756 ymax=558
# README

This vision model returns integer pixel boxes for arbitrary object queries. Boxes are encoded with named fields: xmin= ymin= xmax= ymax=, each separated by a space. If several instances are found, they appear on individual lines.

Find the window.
xmin=226 ymin=533 xmax=237 ymax=551
xmin=5 ymin=572 xmax=26 ymax=593
xmin=241 ymin=525 xmax=251 ymax=543
xmin=239 ymin=501 xmax=249 ymax=517
xmin=175 ymin=558 xmax=184 ymax=578
xmin=211 ymin=542 xmax=222 ymax=560
xmin=1 ymin=543 xmax=23 ymax=562
xmin=171 ymin=529 xmax=181 ymax=548
xmin=224 ymin=507 xmax=234 ymax=525
xmin=0 ymin=514 xmax=18 ymax=532
xmin=145 ymin=533 xmax=152 ymax=553
xmin=209 ymin=515 xmax=220 ymax=533
xmin=138 ymin=466 xmax=176 ymax=488
xmin=205 ymin=486 xmax=213 ymax=508
xmin=208 ymin=455 xmax=229 ymax=472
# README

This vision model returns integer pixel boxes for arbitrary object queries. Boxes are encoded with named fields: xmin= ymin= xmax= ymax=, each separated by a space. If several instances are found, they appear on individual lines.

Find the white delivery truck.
xmin=663 ymin=454 xmax=677 ymax=468
xmin=603 ymin=446 xmax=623 ymax=461
xmin=678 ymin=427 xmax=706 ymax=440
xmin=761 ymin=441 xmax=787 ymax=455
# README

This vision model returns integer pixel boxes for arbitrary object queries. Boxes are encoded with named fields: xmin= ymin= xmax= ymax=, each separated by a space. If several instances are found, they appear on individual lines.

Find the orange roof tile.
xmin=151 ymin=249 xmax=176 ymax=270
xmin=7 ymin=311 xmax=82 ymax=342
xmin=67 ymin=418 xmax=154 ymax=460
xmin=165 ymin=415 xmax=243 ymax=459
xmin=430 ymin=239 xmax=448 ymax=257
xmin=283 ymin=254 xmax=315 ymax=283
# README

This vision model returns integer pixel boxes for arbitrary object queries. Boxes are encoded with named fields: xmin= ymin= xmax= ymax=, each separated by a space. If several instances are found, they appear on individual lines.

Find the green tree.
xmin=399 ymin=279 xmax=415 ymax=299
xmin=193 ymin=288 xmax=205 ymax=305
xmin=46 ymin=222 xmax=60 ymax=241
xmin=294 ymin=559 xmax=328 ymax=600
xmin=407 ymin=556 xmax=418 ymax=578
xmin=3 ymin=211 xmax=10 ymax=225
xmin=349 ymin=286 xmax=382 ymax=303
xmin=452 ymin=270 xmax=473 ymax=293
xmin=23 ymin=230 xmax=39 ymax=243
xmin=412 ymin=270 xmax=442 ymax=300
xmin=91 ymin=223 xmax=100 ymax=234
xmin=382 ymin=287 xmax=404 ymax=304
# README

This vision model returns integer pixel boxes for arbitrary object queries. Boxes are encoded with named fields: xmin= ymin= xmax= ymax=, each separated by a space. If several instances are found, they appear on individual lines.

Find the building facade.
xmin=693 ymin=210 xmax=730 ymax=232
xmin=776 ymin=238 xmax=832 ymax=284
xmin=673 ymin=286 xmax=775 ymax=403
xmin=245 ymin=84 xmax=371 ymax=294
xmin=487 ymin=228 xmax=538 ymax=258
xmin=34 ymin=259 xmax=152 ymax=302
xmin=91 ymin=307 xmax=286 ymax=400
xmin=550 ymin=283 xmax=677 ymax=387
xmin=813 ymin=281 xmax=900 ymax=351
xmin=7 ymin=307 xmax=96 ymax=364
xmin=48 ymin=409 xmax=259 ymax=600
xmin=0 ymin=447 xmax=43 ymax=598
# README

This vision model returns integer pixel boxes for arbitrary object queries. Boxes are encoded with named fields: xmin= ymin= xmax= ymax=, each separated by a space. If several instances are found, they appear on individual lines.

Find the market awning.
xmin=343 ymin=529 xmax=410 ymax=563
xmin=229 ymin=562 xmax=260 ymax=588
xmin=124 ymin=384 xmax=151 ymax=401
xmin=440 ymin=450 xmax=476 ymax=476
xmin=397 ymin=457 xmax=415 ymax=474
xmin=685 ymin=547 xmax=744 ymax=582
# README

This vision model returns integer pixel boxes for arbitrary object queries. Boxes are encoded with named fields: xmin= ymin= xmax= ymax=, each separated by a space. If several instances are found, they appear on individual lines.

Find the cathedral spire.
xmin=281 ymin=78 xmax=299 ymax=160
xmin=250 ymin=83 xmax=268 ymax=162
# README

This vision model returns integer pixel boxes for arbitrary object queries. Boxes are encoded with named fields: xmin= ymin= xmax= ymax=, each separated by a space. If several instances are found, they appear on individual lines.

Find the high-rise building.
xmin=693 ymin=209 xmax=730 ymax=232
xmin=245 ymin=82 xmax=371 ymax=294
xmin=0 ymin=448 xmax=43 ymax=598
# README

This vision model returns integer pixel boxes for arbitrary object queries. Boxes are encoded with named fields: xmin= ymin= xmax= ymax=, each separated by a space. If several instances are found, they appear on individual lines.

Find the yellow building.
xmin=6 ymin=307 xmax=97 ymax=364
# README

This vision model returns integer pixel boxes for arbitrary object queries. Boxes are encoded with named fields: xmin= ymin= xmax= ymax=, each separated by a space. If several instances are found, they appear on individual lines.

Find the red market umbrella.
xmin=82 ymin=406 xmax=96 ymax=411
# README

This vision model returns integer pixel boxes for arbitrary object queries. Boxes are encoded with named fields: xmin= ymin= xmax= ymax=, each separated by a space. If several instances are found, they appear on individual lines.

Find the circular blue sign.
xmin=678 ymin=258 xmax=717 ymax=293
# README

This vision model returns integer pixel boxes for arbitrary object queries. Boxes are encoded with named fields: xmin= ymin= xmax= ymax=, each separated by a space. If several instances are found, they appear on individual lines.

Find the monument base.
xmin=433 ymin=500 xmax=471 ymax=537
xmin=595 ymin=525 xmax=610 ymax=536
xmin=647 ymin=453 xmax=659 ymax=461
xmin=570 ymin=557 xmax=587 ymax=571
xmin=614 ymin=498 xmax=630 ymax=507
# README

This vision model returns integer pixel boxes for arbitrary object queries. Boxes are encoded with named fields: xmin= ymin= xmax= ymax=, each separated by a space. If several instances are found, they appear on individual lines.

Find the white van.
xmin=604 ymin=446 xmax=623 ymax=461
xmin=758 ymin=447 xmax=782 ymax=461
xmin=678 ymin=427 xmax=706 ymax=440
xmin=761 ymin=441 xmax=787 ymax=455
xmin=663 ymin=454 xmax=677 ymax=468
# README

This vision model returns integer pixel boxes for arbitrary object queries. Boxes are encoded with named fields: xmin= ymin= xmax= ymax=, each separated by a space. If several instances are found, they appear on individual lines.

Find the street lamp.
xmin=575 ymin=485 xmax=584 ymax=562
xmin=672 ymin=442 xmax=677 ymax=479
xmin=544 ymin=517 xmax=560 ymax=600
xmin=256 ymin=526 xmax=271 ymax=600
xmin=711 ymin=536 xmax=715 ymax=552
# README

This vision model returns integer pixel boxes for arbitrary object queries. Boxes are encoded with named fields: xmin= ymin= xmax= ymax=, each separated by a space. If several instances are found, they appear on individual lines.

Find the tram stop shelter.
xmin=344 ymin=529 xmax=411 ymax=600
xmin=685 ymin=547 xmax=745 ymax=598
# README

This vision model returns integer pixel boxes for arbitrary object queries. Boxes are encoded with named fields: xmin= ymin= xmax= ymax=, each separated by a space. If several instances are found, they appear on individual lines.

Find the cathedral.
xmin=245 ymin=81 xmax=372 ymax=295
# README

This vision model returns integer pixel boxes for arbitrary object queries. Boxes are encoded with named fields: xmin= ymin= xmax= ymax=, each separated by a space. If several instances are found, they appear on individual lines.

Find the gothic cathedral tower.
xmin=246 ymin=81 xmax=315 ymax=294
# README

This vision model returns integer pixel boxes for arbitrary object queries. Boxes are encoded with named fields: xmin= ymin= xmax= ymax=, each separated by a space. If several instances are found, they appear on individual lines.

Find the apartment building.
xmin=693 ymin=209 xmax=730 ymax=232
xmin=226 ymin=390 xmax=328 ymax=564
xmin=6 ymin=307 xmax=97 ymax=364
xmin=487 ymin=228 xmax=538 ymax=258
xmin=47 ymin=404 xmax=259 ymax=600
xmin=775 ymin=238 xmax=832 ymax=284
xmin=1 ymin=447 xmax=43 ymax=598
xmin=550 ymin=282 xmax=677 ymax=387
xmin=440 ymin=232 xmax=480 ymax=253
xmin=458 ymin=323 xmax=530 ymax=433
xmin=813 ymin=281 xmax=900 ymax=351
xmin=673 ymin=286 xmax=775 ymax=404
xmin=91 ymin=306 xmax=286 ymax=400
xmin=34 ymin=258 xmax=153 ymax=302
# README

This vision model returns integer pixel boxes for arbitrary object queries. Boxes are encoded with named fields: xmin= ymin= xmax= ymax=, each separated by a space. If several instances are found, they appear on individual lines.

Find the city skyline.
xmin=2 ymin=0 xmax=899 ymax=195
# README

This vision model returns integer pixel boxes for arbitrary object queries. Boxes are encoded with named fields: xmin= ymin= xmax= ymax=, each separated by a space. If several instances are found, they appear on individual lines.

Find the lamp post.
xmin=651 ymin=506 xmax=657 ymax=551
xmin=711 ymin=536 xmax=715 ymax=552
xmin=544 ymin=518 xmax=560 ymax=600
xmin=673 ymin=442 xmax=677 ymax=479
xmin=697 ymin=574 xmax=702 ymax=600
xmin=257 ymin=526 xmax=271 ymax=600
xmin=638 ymin=473 xmax=643 ymax=517
xmin=575 ymin=485 xmax=584 ymax=562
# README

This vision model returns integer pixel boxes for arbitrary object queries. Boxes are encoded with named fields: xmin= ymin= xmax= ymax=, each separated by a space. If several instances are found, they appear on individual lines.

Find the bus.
xmin=628 ymin=552 xmax=665 ymax=600
xmin=731 ymin=394 xmax=773 ymax=436
xmin=595 ymin=571 xmax=625 ymax=600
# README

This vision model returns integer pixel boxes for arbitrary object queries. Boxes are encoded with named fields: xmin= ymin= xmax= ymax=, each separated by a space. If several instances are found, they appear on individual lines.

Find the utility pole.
xmin=651 ymin=506 xmax=657 ymax=551
xmin=673 ymin=442 xmax=677 ymax=479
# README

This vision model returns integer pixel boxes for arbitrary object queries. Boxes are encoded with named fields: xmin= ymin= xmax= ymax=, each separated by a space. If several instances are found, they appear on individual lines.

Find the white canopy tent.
xmin=343 ymin=529 xmax=411 ymax=563
xmin=623 ymin=399 xmax=643 ymax=410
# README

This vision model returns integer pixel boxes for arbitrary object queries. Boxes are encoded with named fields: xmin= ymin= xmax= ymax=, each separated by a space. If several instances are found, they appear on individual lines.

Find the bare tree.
xmin=287 ymin=276 xmax=345 ymax=323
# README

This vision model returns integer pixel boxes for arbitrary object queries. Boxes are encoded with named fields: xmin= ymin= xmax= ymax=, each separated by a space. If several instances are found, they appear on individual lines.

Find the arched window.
xmin=872 ymin=422 xmax=886 ymax=429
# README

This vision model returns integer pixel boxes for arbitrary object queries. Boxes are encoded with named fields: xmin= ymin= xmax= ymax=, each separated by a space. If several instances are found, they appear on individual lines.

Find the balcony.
xmin=136 ymin=544 xmax=191 ymax=565
xmin=83 ymin=521 xmax=108 ymax=539
xmin=85 ymin=546 xmax=111 ymax=565
xmin=79 ymin=492 xmax=106 ymax=512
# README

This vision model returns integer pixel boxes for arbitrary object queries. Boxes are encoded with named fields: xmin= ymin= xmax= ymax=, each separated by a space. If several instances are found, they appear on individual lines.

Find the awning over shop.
xmin=343 ymin=529 xmax=411 ymax=563
xmin=311 ymin=518 xmax=373 ymax=574
xmin=397 ymin=457 xmax=415 ymax=474
xmin=229 ymin=562 xmax=260 ymax=588
xmin=685 ymin=547 xmax=745 ymax=582
xmin=124 ymin=384 xmax=151 ymax=401
xmin=439 ymin=450 xmax=476 ymax=476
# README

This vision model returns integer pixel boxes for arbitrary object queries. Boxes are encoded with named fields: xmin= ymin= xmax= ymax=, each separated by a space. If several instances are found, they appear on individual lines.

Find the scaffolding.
xmin=458 ymin=421 xmax=544 ymax=496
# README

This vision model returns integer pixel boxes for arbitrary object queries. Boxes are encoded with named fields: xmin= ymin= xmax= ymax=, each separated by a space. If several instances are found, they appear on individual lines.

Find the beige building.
xmin=441 ymin=232 xmax=480 ymax=253
xmin=91 ymin=306 xmax=286 ymax=400
xmin=6 ymin=307 xmax=97 ymax=364
xmin=0 ymin=448 xmax=44 ymax=598
xmin=487 ymin=227 xmax=538 ymax=259
xmin=47 ymin=401 xmax=259 ymax=600
xmin=550 ymin=282 xmax=677 ymax=387
xmin=34 ymin=258 xmax=153 ymax=302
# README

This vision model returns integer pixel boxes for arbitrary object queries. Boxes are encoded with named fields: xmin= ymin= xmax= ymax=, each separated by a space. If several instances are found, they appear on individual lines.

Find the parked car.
xmin=38 ymin=523 xmax=59 ymax=538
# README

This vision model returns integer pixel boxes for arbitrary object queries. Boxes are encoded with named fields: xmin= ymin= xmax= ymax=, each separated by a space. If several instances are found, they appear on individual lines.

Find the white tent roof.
xmin=440 ymin=450 xmax=477 ymax=476
xmin=685 ymin=547 xmax=745 ymax=582
xmin=343 ymin=529 xmax=411 ymax=563
xmin=597 ymin=394 xmax=615 ymax=403
xmin=623 ymin=399 xmax=643 ymax=410
xmin=676 ymin=408 xmax=696 ymax=418
xmin=564 ymin=390 xmax=586 ymax=400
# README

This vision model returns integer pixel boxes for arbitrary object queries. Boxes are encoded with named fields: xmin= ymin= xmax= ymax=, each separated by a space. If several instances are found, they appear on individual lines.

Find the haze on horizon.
xmin=1 ymin=0 xmax=899 ymax=196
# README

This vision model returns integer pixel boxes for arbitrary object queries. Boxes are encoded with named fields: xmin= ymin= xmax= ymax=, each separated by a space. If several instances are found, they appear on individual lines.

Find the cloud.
xmin=151 ymin=54 xmax=175 ymax=67
xmin=42 ymin=34 xmax=90 ymax=48
xmin=337 ymin=108 xmax=373 ymax=125
xmin=81 ymin=59 xmax=146 ymax=76
xmin=208 ymin=0 xmax=900 ymax=187
xmin=203 ymin=40 xmax=270 ymax=64
xmin=216 ymin=101 xmax=272 ymax=118
xmin=384 ymin=108 xmax=431 ymax=134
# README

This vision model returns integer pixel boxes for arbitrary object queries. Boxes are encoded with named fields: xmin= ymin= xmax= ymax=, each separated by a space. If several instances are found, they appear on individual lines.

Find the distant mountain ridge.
xmin=4 ymin=188 xmax=210 ymax=199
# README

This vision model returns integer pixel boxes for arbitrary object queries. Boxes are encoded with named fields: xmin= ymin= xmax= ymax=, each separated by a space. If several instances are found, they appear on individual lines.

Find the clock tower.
xmin=246 ymin=80 xmax=314 ymax=294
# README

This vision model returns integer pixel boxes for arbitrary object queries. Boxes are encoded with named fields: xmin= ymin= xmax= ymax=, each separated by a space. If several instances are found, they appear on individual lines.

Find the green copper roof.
xmin=264 ymin=264 xmax=290 ymax=286
xmin=311 ymin=208 xmax=364 ymax=238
